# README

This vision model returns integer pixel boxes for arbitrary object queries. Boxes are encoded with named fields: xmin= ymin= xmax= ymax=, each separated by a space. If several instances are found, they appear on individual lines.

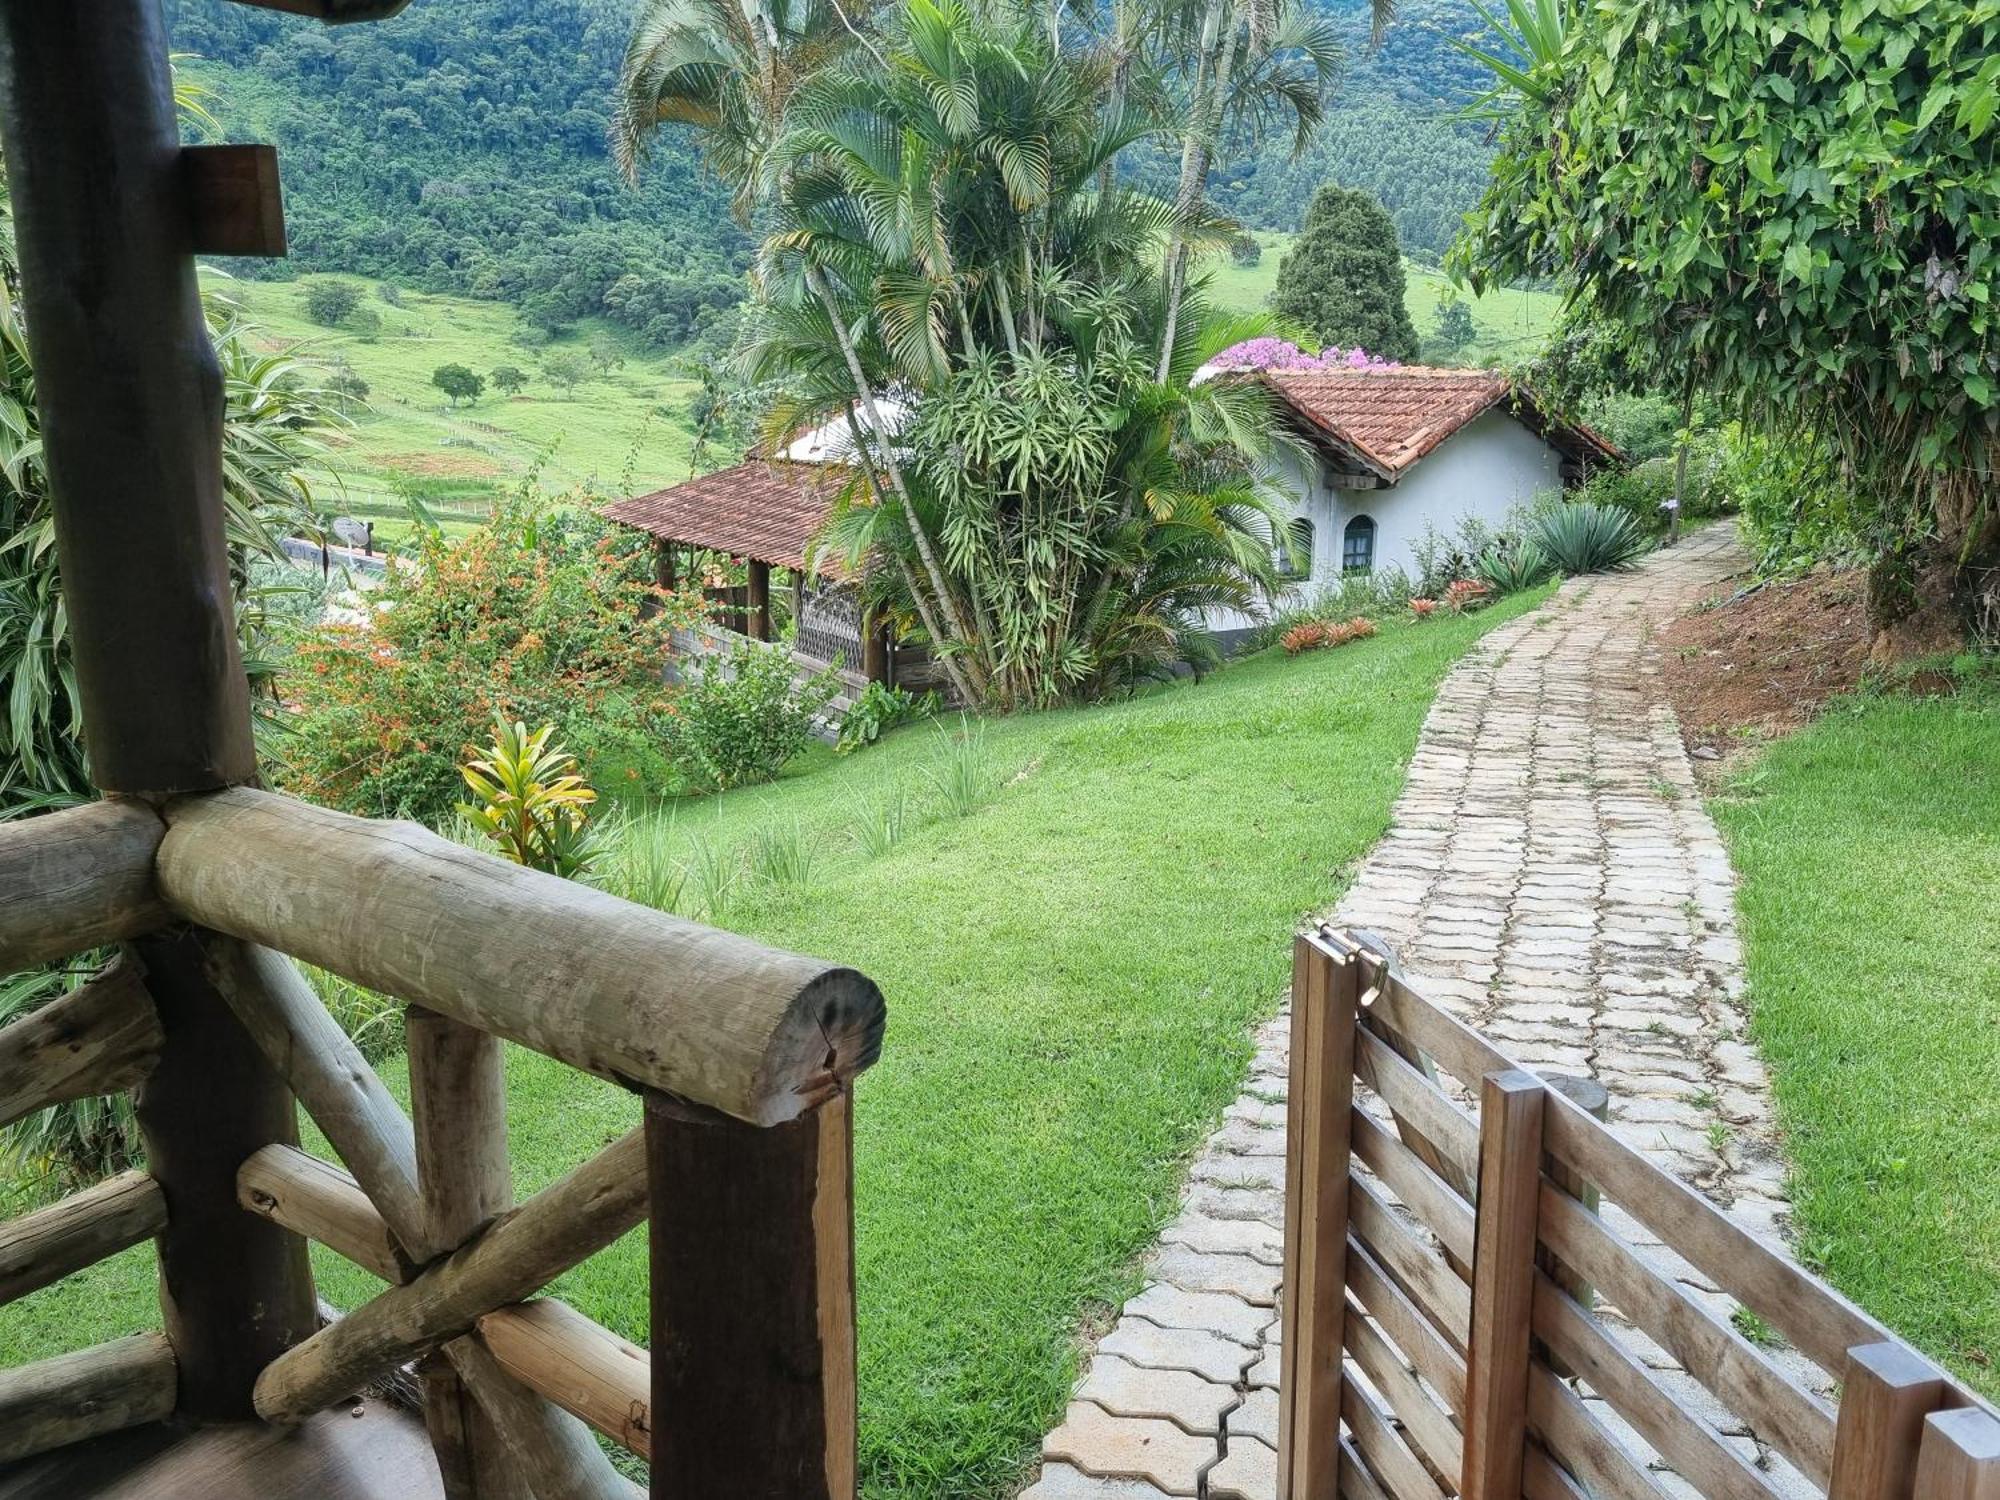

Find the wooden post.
xmin=748 ymin=559 xmax=773 ymax=641
xmin=1278 ymin=932 xmax=1360 ymax=1500
xmin=409 ymin=1007 xmax=532 ymax=1500
xmin=1829 ymin=1343 xmax=1951 ymax=1500
xmin=655 ymin=538 xmax=678 ymax=592
xmin=0 ymin=1 xmax=254 ymax=793
xmin=1535 ymin=1073 xmax=1607 ymax=1378
xmin=862 ymin=609 xmax=890 ymax=685
xmin=0 ymin=2 xmax=319 ymax=1416
xmin=132 ymin=931 xmax=319 ymax=1416
xmin=646 ymin=1090 xmax=857 ymax=1499
xmin=1461 ymin=1070 xmax=1547 ymax=1500
xmin=1913 ymin=1409 xmax=2000 ymax=1500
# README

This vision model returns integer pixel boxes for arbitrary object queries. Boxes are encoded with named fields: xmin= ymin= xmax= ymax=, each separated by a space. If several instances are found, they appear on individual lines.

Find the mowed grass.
xmin=1203 ymin=230 xmax=1562 ymax=366
xmin=0 ymin=595 xmax=1543 ymax=1494
xmin=200 ymin=271 xmax=704 ymax=540
xmin=1714 ymin=685 xmax=2000 ymax=1396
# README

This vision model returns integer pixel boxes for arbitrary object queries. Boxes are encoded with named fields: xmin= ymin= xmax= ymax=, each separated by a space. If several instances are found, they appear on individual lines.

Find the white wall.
xmin=1209 ymin=410 xmax=1564 ymax=637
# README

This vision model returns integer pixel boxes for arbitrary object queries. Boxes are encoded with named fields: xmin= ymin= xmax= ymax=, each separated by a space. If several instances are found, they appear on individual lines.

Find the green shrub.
xmin=1725 ymin=431 xmax=1863 ymax=577
xmin=1529 ymin=503 xmax=1652 ymax=576
xmin=666 ymin=643 xmax=839 ymax=792
xmin=1576 ymin=434 xmax=1733 ymax=536
xmin=836 ymin=682 xmax=939 ymax=754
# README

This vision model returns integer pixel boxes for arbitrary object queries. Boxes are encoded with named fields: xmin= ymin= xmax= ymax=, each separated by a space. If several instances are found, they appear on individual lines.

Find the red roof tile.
xmin=1263 ymin=367 xmax=1619 ymax=476
xmin=603 ymin=461 xmax=846 ymax=574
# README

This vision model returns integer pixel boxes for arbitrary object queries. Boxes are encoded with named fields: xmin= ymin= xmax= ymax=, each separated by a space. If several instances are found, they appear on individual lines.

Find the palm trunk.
xmin=991 ymin=265 xmax=1024 ymax=362
xmin=809 ymin=266 xmax=983 ymax=701
xmin=1157 ymin=0 xmax=1241 ymax=381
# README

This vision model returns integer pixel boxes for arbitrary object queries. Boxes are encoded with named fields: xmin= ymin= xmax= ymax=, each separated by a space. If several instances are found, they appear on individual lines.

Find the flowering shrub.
xmin=278 ymin=496 xmax=703 ymax=823
xmin=1442 ymin=578 xmax=1493 ymax=613
xmin=1282 ymin=621 xmax=1331 ymax=654
xmin=1409 ymin=597 xmax=1439 ymax=619
xmin=1206 ymin=337 xmax=1400 ymax=374
xmin=1281 ymin=616 xmax=1377 ymax=655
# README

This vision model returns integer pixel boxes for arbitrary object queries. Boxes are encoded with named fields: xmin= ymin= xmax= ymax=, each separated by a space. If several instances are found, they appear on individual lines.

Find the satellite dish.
xmin=331 ymin=516 xmax=370 ymax=549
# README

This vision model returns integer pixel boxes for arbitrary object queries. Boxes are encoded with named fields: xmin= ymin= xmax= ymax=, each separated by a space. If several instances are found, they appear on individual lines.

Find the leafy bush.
xmin=835 ymin=682 xmax=940 ymax=754
xmin=665 ymin=643 xmax=839 ymax=792
xmin=1529 ymin=503 xmax=1653 ymax=576
xmin=1725 ymin=431 xmax=1862 ymax=577
xmin=279 ymin=495 xmax=696 ymax=824
xmin=1476 ymin=540 xmax=1552 ymax=595
xmin=1575 ymin=435 xmax=1734 ymax=537
xmin=457 ymin=717 xmax=600 ymax=878
xmin=1410 ymin=513 xmax=1503 ymax=596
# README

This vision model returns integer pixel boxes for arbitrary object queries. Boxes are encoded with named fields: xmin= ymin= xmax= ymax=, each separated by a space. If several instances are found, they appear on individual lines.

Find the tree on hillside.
xmin=431 ymin=362 xmax=484 ymax=406
xmin=542 ymin=351 xmax=588 ymax=399
xmin=1272 ymin=185 xmax=1420 ymax=361
xmin=305 ymin=278 xmax=361 ymax=328
xmin=1432 ymin=299 xmax=1476 ymax=356
xmin=1454 ymin=0 xmax=2000 ymax=656
xmin=587 ymin=334 xmax=625 ymax=375
xmin=491 ymin=364 xmax=528 ymax=397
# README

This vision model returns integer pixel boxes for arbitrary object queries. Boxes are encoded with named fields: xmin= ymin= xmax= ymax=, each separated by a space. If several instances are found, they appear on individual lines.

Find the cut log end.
xmin=748 ymin=967 xmax=887 ymax=1126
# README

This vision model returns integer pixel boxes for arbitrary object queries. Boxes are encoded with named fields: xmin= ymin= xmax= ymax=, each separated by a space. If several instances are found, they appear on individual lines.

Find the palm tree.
xmin=614 ymin=0 xmax=852 ymax=223
xmin=1153 ymin=0 xmax=1343 ymax=378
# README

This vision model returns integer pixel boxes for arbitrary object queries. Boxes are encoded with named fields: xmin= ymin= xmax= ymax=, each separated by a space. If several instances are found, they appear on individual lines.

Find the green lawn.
xmin=0 ymin=595 xmax=1543 ymax=1494
xmin=202 ymin=271 xmax=704 ymax=542
xmin=1715 ymin=684 xmax=2000 ymax=1395
xmin=1203 ymin=230 xmax=1562 ymax=366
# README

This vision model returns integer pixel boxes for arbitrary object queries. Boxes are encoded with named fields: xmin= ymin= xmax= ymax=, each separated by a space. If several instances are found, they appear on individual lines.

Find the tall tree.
xmin=1453 ymin=0 xmax=2000 ymax=656
xmin=1153 ymin=0 xmax=1344 ymax=378
xmin=1271 ymin=183 xmax=1419 ymax=360
xmin=624 ymin=0 xmax=1300 ymax=706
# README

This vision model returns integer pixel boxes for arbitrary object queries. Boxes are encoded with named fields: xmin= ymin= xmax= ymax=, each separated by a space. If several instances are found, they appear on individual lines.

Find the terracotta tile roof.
xmin=603 ymin=460 xmax=847 ymax=574
xmin=1263 ymin=367 xmax=1621 ymax=476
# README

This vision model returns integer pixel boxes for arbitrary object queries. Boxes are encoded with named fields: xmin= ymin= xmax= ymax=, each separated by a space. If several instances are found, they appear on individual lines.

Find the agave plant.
xmin=1476 ymin=539 xmax=1553 ymax=594
xmin=456 ymin=717 xmax=601 ymax=879
xmin=1530 ymin=503 xmax=1652 ymax=576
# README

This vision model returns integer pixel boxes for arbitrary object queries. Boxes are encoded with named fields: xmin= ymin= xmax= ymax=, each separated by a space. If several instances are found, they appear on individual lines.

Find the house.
xmin=1239 ymin=366 xmax=1620 ymax=622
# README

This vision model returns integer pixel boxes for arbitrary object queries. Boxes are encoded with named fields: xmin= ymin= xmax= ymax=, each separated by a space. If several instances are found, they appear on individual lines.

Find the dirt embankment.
xmin=1658 ymin=568 xmax=1871 ymax=770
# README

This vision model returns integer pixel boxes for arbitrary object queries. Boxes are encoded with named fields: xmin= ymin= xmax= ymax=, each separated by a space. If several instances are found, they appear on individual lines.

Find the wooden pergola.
xmin=0 ymin=4 xmax=883 ymax=1497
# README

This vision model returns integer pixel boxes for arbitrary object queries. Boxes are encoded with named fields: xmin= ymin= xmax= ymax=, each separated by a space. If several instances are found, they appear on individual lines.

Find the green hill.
xmin=204 ymin=272 xmax=705 ymax=539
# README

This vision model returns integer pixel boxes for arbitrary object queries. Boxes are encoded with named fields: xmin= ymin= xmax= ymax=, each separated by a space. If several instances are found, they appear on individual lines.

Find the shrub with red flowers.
xmin=1442 ymin=579 xmax=1492 ymax=614
xmin=1281 ymin=615 xmax=1378 ymax=656
xmin=277 ymin=494 xmax=706 ymax=824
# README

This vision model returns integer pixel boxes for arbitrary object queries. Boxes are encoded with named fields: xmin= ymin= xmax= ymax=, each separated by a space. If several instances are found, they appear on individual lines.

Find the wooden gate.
xmin=1279 ymin=925 xmax=1999 ymax=1500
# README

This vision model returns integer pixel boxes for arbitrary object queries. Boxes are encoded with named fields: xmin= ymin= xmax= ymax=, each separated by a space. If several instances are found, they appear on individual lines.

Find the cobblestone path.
xmin=1024 ymin=525 xmax=1818 ymax=1500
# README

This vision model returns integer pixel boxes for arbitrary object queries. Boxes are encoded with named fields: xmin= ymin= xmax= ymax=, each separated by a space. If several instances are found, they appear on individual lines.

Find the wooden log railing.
xmin=1279 ymin=924 xmax=2000 ymax=1500
xmin=0 ymin=788 xmax=887 ymax=1497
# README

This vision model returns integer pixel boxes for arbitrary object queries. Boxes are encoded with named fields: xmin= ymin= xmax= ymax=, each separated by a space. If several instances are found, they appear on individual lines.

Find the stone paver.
xmin=1042 ymin=1403 xmax=1215 ymax=1495
xmin=1026 ymin=528 xmax=1822 ymax=1500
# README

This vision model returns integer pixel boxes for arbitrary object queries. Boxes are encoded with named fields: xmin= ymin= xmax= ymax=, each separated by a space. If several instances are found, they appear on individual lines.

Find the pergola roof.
xmin=1264 ymin=367 xmax=1623 ymax=479
xmin=604 ymin=460 xmax=848 ymax=575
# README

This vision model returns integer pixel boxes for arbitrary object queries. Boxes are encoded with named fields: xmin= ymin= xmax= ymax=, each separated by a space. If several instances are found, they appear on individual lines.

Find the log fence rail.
xmin=1279 ymin=924 xmax=2000 ymax=1500
xmin=0 ymin=791 xmax=885 ymax=1497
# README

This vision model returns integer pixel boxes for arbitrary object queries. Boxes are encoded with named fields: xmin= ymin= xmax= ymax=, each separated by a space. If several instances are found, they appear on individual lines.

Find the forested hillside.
xmin=168 ymin=0 xmax=748 ymax=349
xmin=171 ymin=0 xmax=1496 ymax=331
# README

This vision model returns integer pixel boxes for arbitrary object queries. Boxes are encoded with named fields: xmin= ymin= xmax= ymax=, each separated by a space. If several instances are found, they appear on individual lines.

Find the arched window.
xmin=1279 ymin=516 xmax=1314 ymax=578
xmin=1343 ymin=514 xmax=1377 ymax=574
